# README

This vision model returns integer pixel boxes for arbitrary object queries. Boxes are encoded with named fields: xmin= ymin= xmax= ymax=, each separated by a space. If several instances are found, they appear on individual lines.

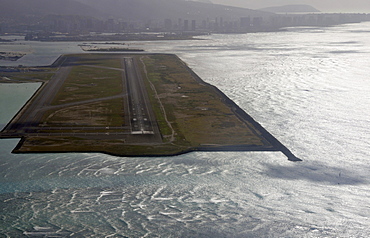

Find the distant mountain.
xmin=0 ymin=0 xmax=274 ymax=22
xmin=75 ymin=0 xmax=274 ymax=21
xmin=0 ymin=0 xmax=102 ymax=17
xmin=259 ymin=4 xmax=320 ymax=13
xmin=190 ymin=0 xmax=213 ymax=3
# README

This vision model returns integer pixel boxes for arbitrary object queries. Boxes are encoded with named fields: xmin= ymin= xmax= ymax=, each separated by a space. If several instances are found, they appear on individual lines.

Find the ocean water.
xmin=0 ymin=22 xmax=370 ymax=237
xmin=0 ymin=83 xmax=42 ymax=130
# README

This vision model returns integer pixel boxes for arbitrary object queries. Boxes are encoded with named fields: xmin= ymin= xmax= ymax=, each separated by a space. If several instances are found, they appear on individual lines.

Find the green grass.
xmin=51 ymin=65 xmax=123 ymax=105
xmin=139 ymin=54 xmax=264 ymax=147
xmin=139 ymin=56 xmax=174 ymax=142
xmin=42 ymin=98 xmax=125 ymax=128
xmin=10 ymin=53 xmax=266 ymax=156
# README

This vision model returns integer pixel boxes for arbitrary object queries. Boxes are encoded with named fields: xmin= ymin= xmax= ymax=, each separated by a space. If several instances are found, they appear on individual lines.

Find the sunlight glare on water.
xmin=0 ymin=22 xmax=370 ymax=237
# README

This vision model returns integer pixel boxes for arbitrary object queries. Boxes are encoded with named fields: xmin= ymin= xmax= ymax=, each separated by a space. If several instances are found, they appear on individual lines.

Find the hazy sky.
xmin=210 ymin=0 xmax=370 ymax=13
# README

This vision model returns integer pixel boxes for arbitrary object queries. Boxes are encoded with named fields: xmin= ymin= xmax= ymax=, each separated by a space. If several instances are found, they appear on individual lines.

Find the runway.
xmin=123 ymin=57 xmax=155 ymax=134
xmin=1 ymin=55 xmax=162 ymax=144
xmin=1 ymin=56 xmax=71 ymax=133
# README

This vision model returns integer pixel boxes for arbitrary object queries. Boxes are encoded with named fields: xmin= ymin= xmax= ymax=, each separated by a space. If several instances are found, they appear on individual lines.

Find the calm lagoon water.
xmin=0 ymin=83 xmax=41 ymax=130
xmin=0 ymin=22 xmax=370 ymax=237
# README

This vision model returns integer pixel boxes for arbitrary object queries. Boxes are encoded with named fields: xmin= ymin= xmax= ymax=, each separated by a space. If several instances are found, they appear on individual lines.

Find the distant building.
xmin=106 ymin=19 xmax=115 ymax=32
xmin=184 ymin=20 xmax=189 ymax=31
xmin=178 ymin=18 xmax=183 ymax=30
xmin=240 ymin=17 xmax=251 ymax=28
xmin=164 ymin=19 xmax=172 ymax=30
xmin=119 ymin=21 xmax=128 ymax=31
xmin=252 ymin=17 xmax=262 ymax=27
xmin=202 ymin=20 xmax=207 ymax=29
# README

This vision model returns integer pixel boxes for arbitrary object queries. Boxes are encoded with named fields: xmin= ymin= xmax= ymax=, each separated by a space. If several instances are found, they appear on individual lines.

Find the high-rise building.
xmin=191 ymin=20 xmax=196 ymax=31
xmin=165 ymin=19 xmax=172 ymax=30
xmin=184 ymin=20 xmax=189 ymax=31
xmin=178 ymin=18 xmax=183 ymax=30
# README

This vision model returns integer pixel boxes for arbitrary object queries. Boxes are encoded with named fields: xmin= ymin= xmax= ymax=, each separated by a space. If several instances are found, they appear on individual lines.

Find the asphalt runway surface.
xmin=1 ymin=55 xmax=162 ymax=144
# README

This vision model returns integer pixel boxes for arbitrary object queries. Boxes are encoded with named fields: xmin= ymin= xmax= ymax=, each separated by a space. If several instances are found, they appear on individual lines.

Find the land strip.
xmin=0 ymin=53 xmax=301 ymax=161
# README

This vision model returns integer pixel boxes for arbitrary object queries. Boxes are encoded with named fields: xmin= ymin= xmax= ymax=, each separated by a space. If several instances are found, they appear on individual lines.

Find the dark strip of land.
xmin=0 ymin=53 xmax=301 ymax=161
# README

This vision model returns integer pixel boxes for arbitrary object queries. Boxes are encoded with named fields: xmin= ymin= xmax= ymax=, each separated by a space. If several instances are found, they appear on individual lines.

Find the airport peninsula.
xmin=0 ymin=53 xmax=301 ymax=161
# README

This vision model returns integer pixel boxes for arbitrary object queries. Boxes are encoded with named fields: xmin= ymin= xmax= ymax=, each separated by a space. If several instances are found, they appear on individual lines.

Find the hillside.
xmin=259 ymin=4 xmax=320 ymax=13
xmin=76 ymin=0 xmax=274 ymax=21
xmin=0 ymin=0 xmax=102 ymax=18
xmin=0 ymin=0 xmax=274 ymax=22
